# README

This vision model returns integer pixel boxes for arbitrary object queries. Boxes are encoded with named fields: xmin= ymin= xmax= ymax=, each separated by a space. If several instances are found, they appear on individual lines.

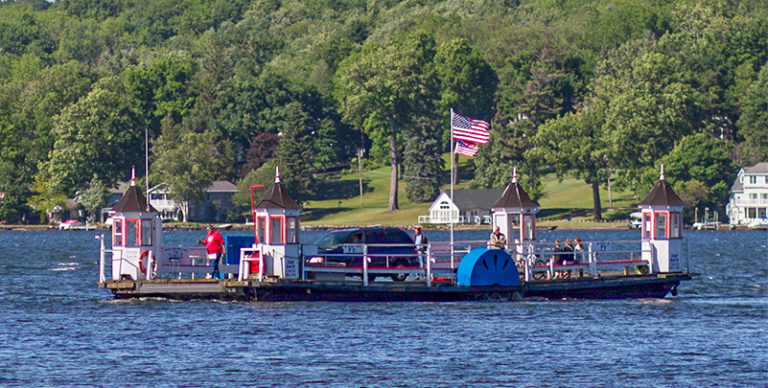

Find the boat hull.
xmin=101 ymin=273 xmax=690 ymax=302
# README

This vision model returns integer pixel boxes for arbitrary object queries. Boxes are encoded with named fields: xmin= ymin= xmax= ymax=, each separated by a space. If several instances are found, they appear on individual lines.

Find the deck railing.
xmin=100 ymin=234 xmax=687 ymax=287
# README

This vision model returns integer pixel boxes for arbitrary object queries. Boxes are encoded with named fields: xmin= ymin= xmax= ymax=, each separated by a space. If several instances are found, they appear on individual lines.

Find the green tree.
xmin=151 ymin=130 xmax=214 ymax=222
xmin=594 ymin=50 xmax=704 ymax=192
xmin=404 ymin=116 xmax=443 ymax=202
xmin=234 ymin=158 xmax=278 ymax=218
xmin=434 ymin=38 xmax=497 ymax=185
xmin=529 ymin=109 xmax=609 ymax=220
xmin=335 ymin=32 xmax=441 ymax=210
xmin=77 ymin=175 xmax=109 ymax=223
xmin=274 ymin=101 xmax=320 ymax=203
xmin=45 ymin=76 xmax=144 ymax=193
xmin=0 ymin=161 xmax=30 ymax=224
xmin=476 ymin=47 xmax=574 ymax=197
xmin=736 ymin=64 xmax=768 ymax=164
xmin=434 ymin=38 xmax=497 ymax=135
xmin=26 ymin=171 xmax=66 ymax=225
xmin=645 ymin=133 xmax=738 ymax=218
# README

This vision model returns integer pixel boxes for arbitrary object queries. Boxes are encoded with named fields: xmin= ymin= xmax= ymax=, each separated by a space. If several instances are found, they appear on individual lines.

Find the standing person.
xmin=198 ymin=224 xmax=225 ymax=279
xmin=489 ymin=226 xmax=507 ymax=250
xmin=573 ymin=237 xmax=585 ymax=263
xmin=414 ymin=226 xmax=428 ymax=269
xmin=563 ymin=238 xmax=575 ymax=264
xmin=550 ymin=239 xmax=563 ymax=279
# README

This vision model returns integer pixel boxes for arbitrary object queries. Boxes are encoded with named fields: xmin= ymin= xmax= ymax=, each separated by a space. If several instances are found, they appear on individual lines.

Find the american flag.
xmin=452 ymin=111 xmax=490 ymax=144
xmin=455 ymin=140 xmax=479 ymax=157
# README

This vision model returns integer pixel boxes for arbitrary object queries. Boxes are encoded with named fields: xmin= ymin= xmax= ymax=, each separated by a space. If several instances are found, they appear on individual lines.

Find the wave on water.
xmin=638 ymin=298 xmax=673 ymax=305
xmin=50 ymin=262 xmax=81 ymax=271
xmin=50 ymin=267 xmax=77 ymax=271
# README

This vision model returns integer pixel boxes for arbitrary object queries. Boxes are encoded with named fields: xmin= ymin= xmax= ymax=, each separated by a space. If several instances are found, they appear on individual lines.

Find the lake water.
xmin=0 ymin=229 xmax=766 ymax=387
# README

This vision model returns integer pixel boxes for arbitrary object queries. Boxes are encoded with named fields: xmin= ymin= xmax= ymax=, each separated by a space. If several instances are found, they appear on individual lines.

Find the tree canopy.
xmin=0 ymin=0 xmax=765 ymax=223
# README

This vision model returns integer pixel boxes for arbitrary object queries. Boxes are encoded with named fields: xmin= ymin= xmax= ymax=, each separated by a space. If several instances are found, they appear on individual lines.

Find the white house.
xmin=420 ymin=189 xmax=504 ymax=224
xmin=148 ymin=180 xmax=238 ymax=222
xmin=726 ymin=162 xmax=768 ymax=226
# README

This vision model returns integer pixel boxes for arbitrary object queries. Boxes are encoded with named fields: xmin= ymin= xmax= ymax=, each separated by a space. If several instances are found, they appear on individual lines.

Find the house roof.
xmin=492 ymin=182 xmax=538 ymax=209
xmin=255 ymin=180 xmax=300 ymax=210
xmin=112 ymin=184 xmax=157 ymax=213
xmin=439 ymin=189 xmax=504 ymax=211
xmin=744 ymin=162 xmax=768 ymax=174
xmin=206 ymin=180 xmax=238 ymax=192
xmin=639 ymin=178 xmax=684 ymax=207
xmin=731 ymin=176 xmax=743 ymax=192
xmin=148 ymin=180 xmax=237 ymax=194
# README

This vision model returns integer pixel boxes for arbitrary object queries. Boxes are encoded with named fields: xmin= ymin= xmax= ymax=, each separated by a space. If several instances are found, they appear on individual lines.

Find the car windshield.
xmin=315 ymin=231 xmax=351 ymax=250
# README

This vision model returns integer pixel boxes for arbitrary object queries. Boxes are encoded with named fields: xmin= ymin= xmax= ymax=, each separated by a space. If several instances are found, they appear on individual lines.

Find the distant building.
xmin=419 ymin=189 xmax=504 ymax=224
xmin=148 ymin=180 xmax=238 ymax=222
xmin=726 ymin=162 xmax=768 ymax=226
xmin=102 ymin=180 xmax=238 ymax=222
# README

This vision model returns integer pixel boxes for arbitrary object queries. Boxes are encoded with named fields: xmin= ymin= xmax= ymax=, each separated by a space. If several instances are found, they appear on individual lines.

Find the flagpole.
xmin=449 ymin=109 xmax=455 ymax=265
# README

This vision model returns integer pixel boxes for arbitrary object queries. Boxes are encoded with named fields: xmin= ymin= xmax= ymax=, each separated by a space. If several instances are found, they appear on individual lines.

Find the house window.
xmin=256 ymin=217 xmax=266 ymax=243
xmin=286 ymin=217 xmax=298 ymax=243
xmin=654 ymin=212 xmax=667 ymax=239
xmin=749 ymin=176 xmax=757 ymax=184
xmin=141 ymin=219 xmax=152 ymax=245
xmin=113 ymin=219 xmax=122 ymax=246
xmin=670 ymin=213 xmax=681 ymax=238
xmin=642 ymin=213 xmax=651 ymax=239
xmin=270 ymin=216 xmax=282 ymax=243
xmin=523 ymin=214 xmax=535 ymax=240
xmin=125 ymin=219 xmax=139 ymax=246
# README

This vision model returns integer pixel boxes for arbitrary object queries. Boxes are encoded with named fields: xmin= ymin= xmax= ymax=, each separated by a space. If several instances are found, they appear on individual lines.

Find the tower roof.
xmin=492 ymin=181 xmax=538 ymax=210
xmin=112 ymin=184 xmax=156 ymax=213
xmin=639 ymin=166 xmax=684 ymax=207
xmin=255 ymin=181 xmax=300 ymax=210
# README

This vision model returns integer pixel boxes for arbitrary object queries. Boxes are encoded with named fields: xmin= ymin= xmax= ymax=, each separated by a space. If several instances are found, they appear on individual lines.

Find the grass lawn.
xmin=302 ymin=156 xmax=641 ymax=228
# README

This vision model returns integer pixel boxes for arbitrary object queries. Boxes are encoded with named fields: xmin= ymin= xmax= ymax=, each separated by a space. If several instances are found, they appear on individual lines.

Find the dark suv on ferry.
xmin=308 ymin=227 xmax=418 ymax=281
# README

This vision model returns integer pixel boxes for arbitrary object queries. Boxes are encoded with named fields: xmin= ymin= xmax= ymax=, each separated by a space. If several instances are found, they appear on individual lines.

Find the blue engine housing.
xmin=456 ymin=249 xmax=520 ymax=287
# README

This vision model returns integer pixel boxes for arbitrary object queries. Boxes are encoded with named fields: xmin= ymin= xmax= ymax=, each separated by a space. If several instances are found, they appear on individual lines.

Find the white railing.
xmin=238 ymin=247 xmax=262 ymax=281
xmin=504 ymin=240 xmax=654 ymax=281
xmin=732 ymin=198 xmax=768 ymax=206
xmin=304 ymin=243 xmax=426 ymax=286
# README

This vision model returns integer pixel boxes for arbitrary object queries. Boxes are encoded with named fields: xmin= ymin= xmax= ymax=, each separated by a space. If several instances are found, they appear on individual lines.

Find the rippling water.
xmin=0 ymin=229 xmax=766 ymax=387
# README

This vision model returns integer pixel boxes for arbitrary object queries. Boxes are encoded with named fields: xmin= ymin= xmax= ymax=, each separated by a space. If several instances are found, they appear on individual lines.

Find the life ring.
xmin=138 ymin=250 xmax=156 ymax=275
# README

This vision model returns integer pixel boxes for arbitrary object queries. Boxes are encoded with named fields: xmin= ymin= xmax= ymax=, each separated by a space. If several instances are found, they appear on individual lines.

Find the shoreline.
xmin=0 ymin=223 xmax=751 ymax=232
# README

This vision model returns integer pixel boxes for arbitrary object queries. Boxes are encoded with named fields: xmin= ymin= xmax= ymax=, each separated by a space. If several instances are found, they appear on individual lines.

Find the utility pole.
xmin=357 ymin=148 xmax=364 ymax=208
xmin=606 ymin=167 xmax=612 ymax=208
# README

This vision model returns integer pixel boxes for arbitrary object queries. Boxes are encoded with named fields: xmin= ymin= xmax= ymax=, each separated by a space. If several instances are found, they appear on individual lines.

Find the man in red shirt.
xmin=198 ymin=224 xmax=225 ymax=279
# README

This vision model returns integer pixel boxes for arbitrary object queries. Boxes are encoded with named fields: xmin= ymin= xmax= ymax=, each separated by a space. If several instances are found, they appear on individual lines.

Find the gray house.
xmin=102 ymin=180 xmax=238 ymax=222
xmin=148 ymin=180 xmax=238 ymax=222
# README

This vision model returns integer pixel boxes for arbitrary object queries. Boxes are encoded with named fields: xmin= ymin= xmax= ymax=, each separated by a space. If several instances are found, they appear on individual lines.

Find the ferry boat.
xmin=97 ymin=167 xmax=691 ymax=301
